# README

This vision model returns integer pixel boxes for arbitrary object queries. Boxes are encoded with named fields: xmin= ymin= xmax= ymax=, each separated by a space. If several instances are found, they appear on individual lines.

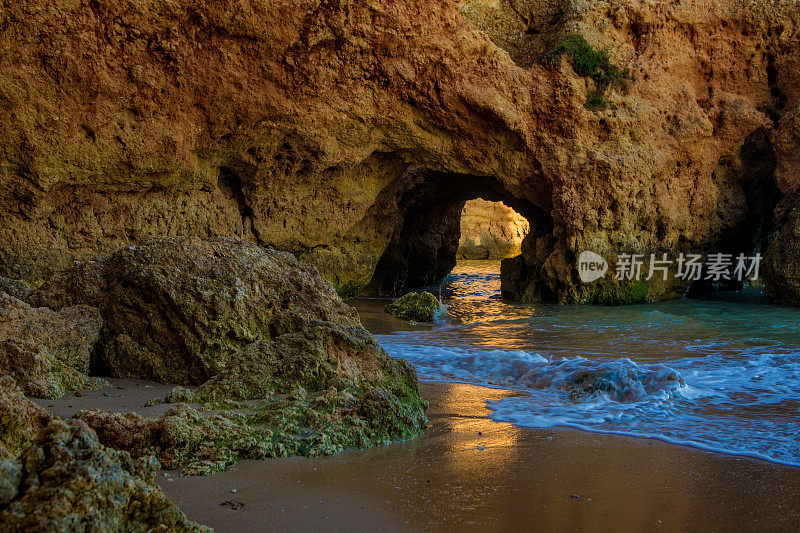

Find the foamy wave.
xmin=378 ymin=339 xmax=687 ymax=403
xmin=377 ymin=335 xmax=800 ymax=466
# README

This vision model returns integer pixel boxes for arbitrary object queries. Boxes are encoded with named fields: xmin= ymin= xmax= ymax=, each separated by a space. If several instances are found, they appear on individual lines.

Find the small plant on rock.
xmin=548 ymin=34 xmax=632 ymax=110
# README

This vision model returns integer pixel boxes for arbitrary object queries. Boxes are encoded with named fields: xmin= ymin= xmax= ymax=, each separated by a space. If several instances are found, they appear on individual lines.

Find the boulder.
xmin=31 ymin=238 xmax=367 ymax=383
xmin=385 ymin=291 xmax=443 ymax=322
xmin=32 ymin=238 xmax=428 ymax=455
xmin=165 ymin=386 xmax=195 ymax=404
xmin=0 ymin=292 xmax=105 ymax=398
xmin=0 ymin=376 xmax=50 ymax=460
xmin=31 ymin=238 xmax=417 ymax=388
xmin=0 ymin=419 xmax=209 ymax=531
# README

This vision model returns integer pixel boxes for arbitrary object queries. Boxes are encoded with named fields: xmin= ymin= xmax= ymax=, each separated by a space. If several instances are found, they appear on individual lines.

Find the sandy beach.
xmin=36 ymin=379 xmax=800 ymax=532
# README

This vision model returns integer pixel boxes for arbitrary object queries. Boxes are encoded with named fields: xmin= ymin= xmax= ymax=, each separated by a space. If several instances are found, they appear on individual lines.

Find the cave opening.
xmin=689 ymin=128 xmax=779 ymax=295
xmin=363 ymin=169 xmax=552 ymax=300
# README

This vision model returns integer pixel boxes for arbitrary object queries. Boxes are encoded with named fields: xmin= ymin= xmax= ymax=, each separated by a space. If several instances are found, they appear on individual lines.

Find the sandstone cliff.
xmin=0 ymin=0 xmax=798 ymax=304
xmin=458 ymin=199 xmax=529 ymax=260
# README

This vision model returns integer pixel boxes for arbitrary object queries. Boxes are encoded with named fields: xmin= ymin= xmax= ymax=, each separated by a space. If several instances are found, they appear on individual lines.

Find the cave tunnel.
xmin=363 ymin=168 xmax=553 ymax=300
xmin=362 ymin=126 xmax=781 ymax=303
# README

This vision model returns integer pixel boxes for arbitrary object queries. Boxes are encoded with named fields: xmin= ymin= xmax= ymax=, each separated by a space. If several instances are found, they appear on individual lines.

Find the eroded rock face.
xmin=0 ymin=419 xmax=209 ymax=532
xmin=0 ymin=376 xmax=50 ymax=460
xmin=0 ymin=0 xmax=799 ymax=305
xmin=0 ymin=292 xmax=105 ymax=398
xmin=458 ymin=199 xmax=530 ymax=260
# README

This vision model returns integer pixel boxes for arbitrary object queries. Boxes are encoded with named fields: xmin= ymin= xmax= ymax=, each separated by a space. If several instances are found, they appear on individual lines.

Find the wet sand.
xmin=152 ymin=381 xmax=800 ymax=532
xmin=33 ymin=378 xmax=184 ymax=419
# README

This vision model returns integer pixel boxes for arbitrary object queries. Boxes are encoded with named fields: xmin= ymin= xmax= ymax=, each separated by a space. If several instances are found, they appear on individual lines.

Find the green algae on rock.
xmin=77 ymin=381 xmax=427 ymax=477
xmin=385 ymin=291 xmax=443 ymax=322
xmin=0 ymin=419 xmax=209 ymax=532
xmin=192 ymin=321 xmax=419 ymax=402
xmin=0 ymin=292 xmax=107 ymax=399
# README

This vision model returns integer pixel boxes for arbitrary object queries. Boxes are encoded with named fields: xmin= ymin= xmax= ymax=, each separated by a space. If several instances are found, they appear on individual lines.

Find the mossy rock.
xmin=0 ymin=292 xmax=105 ymax=399
xmin=567 ymin=279 xmax=650 ymax=305
xmin=77 ymin=381 xmax=428 ymax=476
xmin=31 ymin=238 xmax=430 ymax=460
xmin=0 ymin=420 xmax=209 ymax=531
xmin=385 ymin=291 xmax=443 ymax=322
xmin=565 ymin=369 xmax=646 ymax=403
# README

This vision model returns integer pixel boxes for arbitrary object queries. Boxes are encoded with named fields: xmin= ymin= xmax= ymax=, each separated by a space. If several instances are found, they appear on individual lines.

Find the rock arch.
xmin=361 ymin=167 xmax=552 ymax=297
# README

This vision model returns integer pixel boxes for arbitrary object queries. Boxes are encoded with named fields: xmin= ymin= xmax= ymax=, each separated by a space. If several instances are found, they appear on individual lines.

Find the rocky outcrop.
xmin=0 ymin=292 xmax=105 ymax=398
xmin=458 ymin=199 xmax=530 ymax=260
xmin=0 ymin=0 xmax=799 ymax=305
xmin=77 ymin=380 xmax=427 ymax=476
xmin=0 ymin=377 xmax=50 ymax=460
xmin=385 ymin=292 xmax=444 ymax=323
xmin=30 ymin=237 xmax=427 ymax=455
xmin=76 ymin=406 xmax=273 ymax=477
xmin=0 ymin=419 xmax=209 ymax=531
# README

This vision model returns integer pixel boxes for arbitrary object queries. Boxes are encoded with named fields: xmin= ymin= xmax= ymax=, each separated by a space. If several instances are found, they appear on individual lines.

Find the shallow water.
xmin=369 ymin=260 xmax=800 ymax=466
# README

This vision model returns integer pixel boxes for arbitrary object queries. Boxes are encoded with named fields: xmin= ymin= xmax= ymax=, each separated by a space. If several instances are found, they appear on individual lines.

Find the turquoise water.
xmin=376 ymin=260 xmax=800 ymax=466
